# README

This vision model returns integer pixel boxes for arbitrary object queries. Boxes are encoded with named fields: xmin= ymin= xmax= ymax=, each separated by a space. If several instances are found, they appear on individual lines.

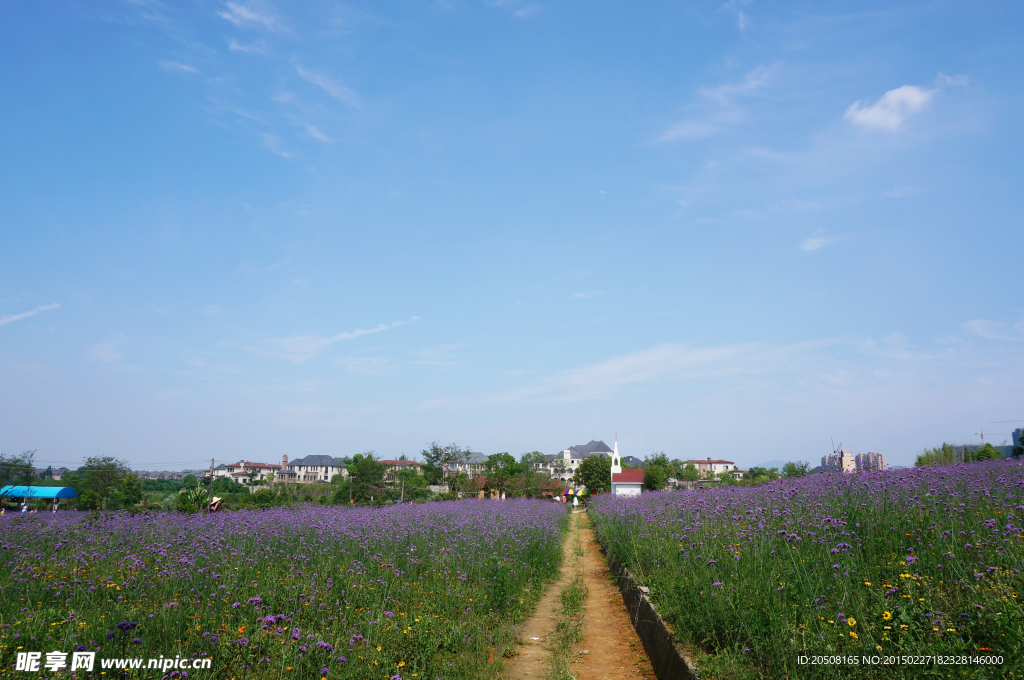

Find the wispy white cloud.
xmin=90 ymin=334 xmax=128 ymax=363
xmin=659 ymin=65 xmax=776 ymax=143
xmin=482 ymin=339 xmax=839 ymax=404
xmin=252 ymin=317 xmax=419 ymax=362
xmin=304 ymin=124 xmax=331 ymax=142
xmin=158 ymin=60 xmax=198 ymax=73
xmin=572 ymin=291 xmax=603 ymax=299
xmin=961 ymin=319 xmax=1024 ymax=342
xmin=845 ymin=85 xmax=935 ymax=131
xmin=410 ymin=343 xmax=465 ymax=369
xmin=0 ymin=303 xmax=60 ymax=327
xmin=295 ymin=66 xmax=362 ymax=109
xmin=936 ymin=73 xmax=969 ymax=87
xmin=218 ymin=2 xmax=282 ymax=31
xmin=659 ymin=120 xmax=719 ymax=142
xmin=335 ymin=356 xmax=391 ymax=375
xmin=800 ymin=236 xmax=833 ymax=252
xmin=228 ymin=38 xmax=268 ymax=54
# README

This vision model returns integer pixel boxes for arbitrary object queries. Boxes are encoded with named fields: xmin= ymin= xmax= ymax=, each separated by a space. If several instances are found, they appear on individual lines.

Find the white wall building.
xmin=610 ymin=441 xmax=643 ymax=496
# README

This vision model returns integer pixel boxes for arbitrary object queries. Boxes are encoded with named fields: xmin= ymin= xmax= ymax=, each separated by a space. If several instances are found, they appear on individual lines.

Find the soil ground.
xmin=504 ymin=511 xmax=656 ymax=680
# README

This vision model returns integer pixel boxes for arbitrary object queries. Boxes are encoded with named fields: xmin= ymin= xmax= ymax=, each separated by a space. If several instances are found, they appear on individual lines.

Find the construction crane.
xmin=975 ymin=431 xmax=1010 ymax=444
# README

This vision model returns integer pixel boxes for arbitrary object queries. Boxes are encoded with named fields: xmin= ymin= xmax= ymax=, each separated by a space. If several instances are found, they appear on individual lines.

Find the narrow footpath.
xmin=505 ymin=511 xmax=656 ymax=680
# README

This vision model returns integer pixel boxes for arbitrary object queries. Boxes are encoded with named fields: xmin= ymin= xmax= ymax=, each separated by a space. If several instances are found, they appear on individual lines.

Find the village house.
xmin=683 ymin=457 xmax=738 ymax=478
xmin=381 ymin=460 xmax=426 ymax=483
xmin=535 ymin=440 xmax=614 ymax=483
xmin=276 ymin=455 xmax=348 ymax=484
xmin=209 ymin=461 xmax=282 ymax=485
xmin=445 ymin=452 xmax=489 ymax=477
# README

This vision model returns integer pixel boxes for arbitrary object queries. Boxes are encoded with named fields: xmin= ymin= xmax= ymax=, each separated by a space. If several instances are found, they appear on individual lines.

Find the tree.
xmin=420 ymin=442 xmax=468 ymax=485
xmin=484 ymin=452 xmax=523 ymax=495
xmin=212 ymin=476 xmax=248 ymax=494
xmin=643 ymin=465 xmax=668 ymax=490
xmin=781 ymin=461 xmax=809 ymax=478
xmin=973 ymin=443 xmax=1004 ymax=461
xmin=0 ymin=450 xmax=36 ymax=487
xmin=573 ymin=455 xmax=612 ymax=494
xmin=348 ymin=452 xmax=386 ymax=502
xmin=1013 ymin=440 xmax=1024 ymax=460
xmin=117 ymin=476 xmax=143 ymax=508
xmin=78 ymin=456 xmax=132 ymax=509
xmin=915 ymin=443 xmax=959 ymax=467
xmin=182 ymin=474 xmax=198 ymax=488
xmin=679 ymin=463 xmax=700 ymax=481
xmin=642 ymin=452 xmax=671 ymax=490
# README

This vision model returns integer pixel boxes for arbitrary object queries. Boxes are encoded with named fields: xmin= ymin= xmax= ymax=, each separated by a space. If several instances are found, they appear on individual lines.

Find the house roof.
xmin=622 ymin=456 xmax=644 ymax=467
xmin=381 ymin=460 xmax=425 ymax=467
xmin=564 ymin=440 xmax=614 ymax=459
xmin=612 ymin=469 xmax=644 ymax=484
xmin=228 ymin=461 xmax=282 ymax=469
xmin=685 ymin=459 xmax=735 ymax=465
xmin=465 ymin=452 xmax=489 ymax=464
xmin=289 ymin=455 xmax=345 ymax=467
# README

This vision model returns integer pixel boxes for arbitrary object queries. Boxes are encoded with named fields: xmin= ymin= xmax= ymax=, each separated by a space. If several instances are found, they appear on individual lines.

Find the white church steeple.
xmin=611 ymin=434 xmax=622 ymax=474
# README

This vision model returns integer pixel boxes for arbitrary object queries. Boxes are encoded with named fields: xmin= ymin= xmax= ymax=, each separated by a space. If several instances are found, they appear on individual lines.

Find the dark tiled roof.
xmin=622 ymin=456 xmax=644 ymax=467
xmin=289 ymin=455 xmax=345 ymax=467
xmin=565 ymin=440 xmax=614 ymax=458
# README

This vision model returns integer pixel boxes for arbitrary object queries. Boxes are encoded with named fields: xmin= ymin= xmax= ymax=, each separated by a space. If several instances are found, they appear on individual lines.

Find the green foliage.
xmin=916 ymin=442 xmax=1004 ymax=467
xmin=77 ymin=489 xmax=102 ymax=511
xmin=1013 ymin=442 xmax=1024 ymax=460
xmin=484 ymin=452 xmax=523 ymax=494
xmin=745 ymin=466 xmax=780 ymax=483
xmin=141 ymin=477 xmax=184 ymax=493
xmin=781 ymin=461 xmax=809 ymax=478
xmin=0 ymin=450 xmax=36 ymax=487
xmin=348 ymin=452 xmax=386 ymax=501
xmin=176 ymin=486 xmax=209 ymax=513
xmin=73 ymin=456 xmax=132 ymax=509
xmin=242 ymin=489 xmax=280 ymax=508
xmin=573 ymin=455 xmax=612 ymax=494
xmin=974 ymin=443 xmax=1004 ymax=461
xmin=116 ymin=476 xmax=143 ymax=508
xmin=181 ymin=474 xmax=198 ymax=487
xmin=643 ymin=452 xmax=671 ymax=490
xmin=212 ymin=476 xmax=249 ymax=494
xmin=679 ymin=462 xmax=700 ymax=481
xmin=420 ymin=442 xmax=468 ymax=485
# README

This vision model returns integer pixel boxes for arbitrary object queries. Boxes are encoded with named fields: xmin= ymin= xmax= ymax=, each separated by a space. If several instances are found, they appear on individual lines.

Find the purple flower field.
xmin=0 ymin=499 xmax=567 ymax=679
xmin=591 ymin=460 xmax=1024 ymax=678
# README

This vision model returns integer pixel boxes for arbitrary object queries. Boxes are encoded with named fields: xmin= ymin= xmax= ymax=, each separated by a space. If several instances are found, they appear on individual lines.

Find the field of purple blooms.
xmin=590 ymin=460 xmax=1024 ymax=679
xmin=0 ymin=499 xmax=568 ymax=679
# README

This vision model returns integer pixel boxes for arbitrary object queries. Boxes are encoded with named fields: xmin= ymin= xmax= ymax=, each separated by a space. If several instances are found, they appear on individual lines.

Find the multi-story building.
xmin=535 ymin=440 xmax=614 ymax=483
xmin=382 ymin=460 xmax=426 ymax=483
xmin=210 ymin=461 xmax=282 ymax=485
xmin=855 ymin=452 xmax=886 ymax=471
xmin=1014 ymin=429 xmax=1023 ymax=448
xmin=445 ymin=452 xmax=489 ymax=477
xmin=683 ymin=457 xmax=738 ymax=477
xmin=276 ymin=455 xmax=348 ymax=484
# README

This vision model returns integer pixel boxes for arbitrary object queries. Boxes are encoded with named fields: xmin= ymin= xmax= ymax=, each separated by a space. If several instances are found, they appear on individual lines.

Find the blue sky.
xmin=1 ymin=0 xmax=1022 ymax=470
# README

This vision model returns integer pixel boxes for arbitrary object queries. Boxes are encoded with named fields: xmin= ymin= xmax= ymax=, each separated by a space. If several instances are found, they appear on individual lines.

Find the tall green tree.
xmin=781 ymin=461 xmax=809 ymax=478
xmin=117 ymin=476 xmax=143 ymax=508
xmin=348 ymin=452 xmax=386 ymax=502
xmin=679 ymin=463 xmax=700 ymax=481
xmin=484 ymin=452 xmax=523 ymax=495
xmin=573 ymin=455 xmax=612 ymax=494
xmin=0 ymin=450 xmax=36 ymax=487
xmin=75 ymin=456 xmax=132 ymax=509
xmin=420 ymin=442 xmax=468 ymax=485
xmin=643 ymin=452 xmax=671 ymax=490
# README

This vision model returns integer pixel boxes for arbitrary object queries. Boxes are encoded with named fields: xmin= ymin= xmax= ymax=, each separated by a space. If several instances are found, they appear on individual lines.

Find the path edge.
xmin=603 ymin=551 xmax=700 ymax=680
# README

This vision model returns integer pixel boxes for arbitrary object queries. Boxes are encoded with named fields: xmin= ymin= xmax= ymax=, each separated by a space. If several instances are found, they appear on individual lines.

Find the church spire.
xmin=611 ymin=437 xmax=622 ymax=474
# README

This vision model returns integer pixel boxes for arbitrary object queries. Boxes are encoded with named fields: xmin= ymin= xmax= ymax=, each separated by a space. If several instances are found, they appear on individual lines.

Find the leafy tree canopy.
xmin=573 ymin=455 xmax=612 ymax=494
xmin=0 ymin=450 xmax=36 ymax=487
xmin=781 ymin=461 xmax=809 ymax=478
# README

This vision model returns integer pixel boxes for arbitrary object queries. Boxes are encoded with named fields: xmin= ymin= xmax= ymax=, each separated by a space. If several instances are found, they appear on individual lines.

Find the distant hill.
xmin=752 ymin=459 xmax=793 ymax=470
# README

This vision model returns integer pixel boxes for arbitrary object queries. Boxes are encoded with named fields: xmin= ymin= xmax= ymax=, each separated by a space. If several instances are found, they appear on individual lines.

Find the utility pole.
xmin=205 ymin=458 xmax=215 ymax=514
xmin=349 ymin=469 xmax=353 ymax=505
xmin=401 ymin=478 xmax=405 ymax=503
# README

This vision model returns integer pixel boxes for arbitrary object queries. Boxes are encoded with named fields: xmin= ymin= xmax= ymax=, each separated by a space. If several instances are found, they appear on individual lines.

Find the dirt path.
xmin=504 ymin=511 xmax=584 ymax=679
xmin=573 ymin=512 xmax=656 ymax=680
xmin=505 ymin=511 xmax=656 ymax=680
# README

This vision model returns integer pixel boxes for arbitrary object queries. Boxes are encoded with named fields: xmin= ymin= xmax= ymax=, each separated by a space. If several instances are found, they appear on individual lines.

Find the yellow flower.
xmin=376 ymin=646 xmax=382 ymax=652
xmin=398 ymin=662 xmax=405 ymax=667
xmin=847 ymin=617 xmax=857 ymax=627
xmin=882 ymin=611 xmax=891 ymax=620
xmin=849 ymin=631 xmax=858 ymax=639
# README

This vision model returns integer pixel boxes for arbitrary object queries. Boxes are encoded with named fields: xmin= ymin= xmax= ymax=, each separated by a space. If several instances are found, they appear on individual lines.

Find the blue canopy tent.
xmin=0 ymin=486 xmax=77 ymax=499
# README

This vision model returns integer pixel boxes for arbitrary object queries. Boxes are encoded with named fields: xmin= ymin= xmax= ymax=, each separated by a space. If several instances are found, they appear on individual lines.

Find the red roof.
xmin=612 ymin=469 xmax=644 ymax=484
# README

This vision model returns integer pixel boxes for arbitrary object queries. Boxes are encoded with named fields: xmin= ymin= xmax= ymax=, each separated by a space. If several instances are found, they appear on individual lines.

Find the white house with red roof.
xmin=610 ymin=440 xmax=643 ymax=496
